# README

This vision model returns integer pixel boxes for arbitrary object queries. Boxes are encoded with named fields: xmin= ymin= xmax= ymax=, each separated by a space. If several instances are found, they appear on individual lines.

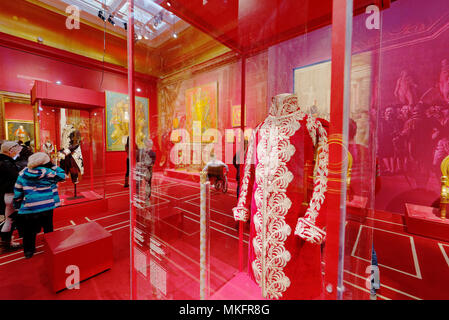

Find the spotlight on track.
xmin=98 ymin=10 xmax=106 ymax=21
xmin=173 ymin=32 xmax=178 ymax=39
xmin=107 ymin=15 xmax=115 ymax=26
xmin=124 ymin=22 xmax=127 ymax=30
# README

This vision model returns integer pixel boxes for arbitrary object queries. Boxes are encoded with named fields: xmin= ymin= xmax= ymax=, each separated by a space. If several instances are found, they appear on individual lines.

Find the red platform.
xmin=43 ymin=221 xmax=113 ymax=292
xmin=209 ymin=272 xmax=264 ymax=300
xmin=346 ymin=195 xmax=368 ymax=223
xmin=53 ymin=198 xmax=108 ymax=223
xmin=405 ymin=203 xmax=449 ymax=242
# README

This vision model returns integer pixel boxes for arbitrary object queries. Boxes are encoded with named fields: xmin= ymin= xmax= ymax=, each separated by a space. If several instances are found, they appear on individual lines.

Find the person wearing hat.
xmin=13 ymin=152 xmax=66 ymax=258
xmin=0 ymin=141 xmax=23 ymax=251
xmin=0 ymin=140 xmax=5 ymax=223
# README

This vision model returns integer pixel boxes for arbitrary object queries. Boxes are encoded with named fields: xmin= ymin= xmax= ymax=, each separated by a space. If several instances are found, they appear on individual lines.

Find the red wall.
xmin=4 ymin=102 xmax=34 ymax=121
xmin=0 ymin=44 xmax=157 ymax=175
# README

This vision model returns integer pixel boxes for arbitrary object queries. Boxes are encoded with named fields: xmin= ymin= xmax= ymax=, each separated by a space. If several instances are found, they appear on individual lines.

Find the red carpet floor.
xmin=0 ymin=172 xmax=448 ymax=300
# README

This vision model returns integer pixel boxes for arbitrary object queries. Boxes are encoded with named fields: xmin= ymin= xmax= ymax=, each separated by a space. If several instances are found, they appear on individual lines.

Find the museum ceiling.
xmin=0 ymin=0 xmax=231 ymax=77
xmin=0 ymin=0 xmax=392 ymax=79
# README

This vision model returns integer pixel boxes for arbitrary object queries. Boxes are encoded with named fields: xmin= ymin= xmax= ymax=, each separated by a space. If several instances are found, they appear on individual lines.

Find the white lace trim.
xmin=252 ymin=109 xmax=304 ymax=300
xmin=295 ymin=116 xmax=328 ymax=242
xmin=295 ymin=217 xmax=326 ymax=244
xmin=233 ymin=129 xmax=257 ymax=222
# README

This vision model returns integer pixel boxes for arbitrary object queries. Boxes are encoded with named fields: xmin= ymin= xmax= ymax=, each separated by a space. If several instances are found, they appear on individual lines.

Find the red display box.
xmin=209 ymin=272 xmax=264 ymax=300
xmin=346 ymin=195 xmax=368 ymax=223
xmin=405 ymin=203 xmax=449 ymax=242
xmin=43 ymin=221 xmax=113 ymax=292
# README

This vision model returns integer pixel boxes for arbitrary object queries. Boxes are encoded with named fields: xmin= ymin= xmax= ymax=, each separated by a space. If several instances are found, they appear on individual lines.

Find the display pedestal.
xmin=405 ymin=203 xmax=449 ymax=242
xmin=43 ymin=221 xmax=113 ymax=292
xmin=209 ymin=272 xmax=265 ymax=300
xmin=67 ymin=183 xmax=85 ymax=201
xmin=165 ymin=168 xmax=201 ymax=183
xmin=346 ymin=195 xmax=368 ymax=223
xmin=54 ymin=198 xmax=108 ymax=222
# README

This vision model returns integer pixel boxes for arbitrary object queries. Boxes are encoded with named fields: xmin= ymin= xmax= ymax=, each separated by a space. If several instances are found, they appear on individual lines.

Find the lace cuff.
xmin=294 ymin=217 xmax=326 ymax=244
xmin=232 ymin=206 xmax=249 ymax=222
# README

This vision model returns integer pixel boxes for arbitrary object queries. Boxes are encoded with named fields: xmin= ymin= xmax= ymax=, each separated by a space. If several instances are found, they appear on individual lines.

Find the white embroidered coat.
xmin=232 ymin=94 xmax=329 ymax=300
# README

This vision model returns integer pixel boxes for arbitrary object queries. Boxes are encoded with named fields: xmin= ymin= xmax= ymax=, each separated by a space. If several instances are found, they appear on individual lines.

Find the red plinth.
xmin=346 ymin=195 xmax=368 ymax=222
xmin=43 ymin=221 xmax=113 ymax=292
xmin=405 ymin=203 xmax=449 ymax=242
xmin=209 ymin=272 xmax=265 ymax=300
xmin=53 ymin=198 xmax=108 ymax=223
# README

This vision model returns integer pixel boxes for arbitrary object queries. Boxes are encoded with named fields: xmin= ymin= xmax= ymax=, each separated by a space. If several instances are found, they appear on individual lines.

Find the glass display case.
xmin=128 ymin=0 xmax=388 ymax=300
xmin=1 ymin=0 xmax=448 ymax=302
xmin=33 ymin=82 xmax=106 ymax=206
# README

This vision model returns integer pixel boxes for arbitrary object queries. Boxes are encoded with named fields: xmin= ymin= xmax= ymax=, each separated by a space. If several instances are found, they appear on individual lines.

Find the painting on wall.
xmin=5 ymin=120 xmax=35 ymax=146
xmin=294 ymin=60 xmax=332 ymax=121
xmin=231 ymin=104 xmax=247 ymax=127
xmin=294 ymin=53 xmax=372 ymax=146
xmin=105 ymin=91 xmax=149 ymax=151
xmin=185 ymin=82 xmax=218 ymax=139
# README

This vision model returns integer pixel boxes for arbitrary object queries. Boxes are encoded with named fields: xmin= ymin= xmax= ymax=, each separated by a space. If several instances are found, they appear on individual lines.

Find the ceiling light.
xmin=166 ymin=2 xmax=171 ymax=7
xmin=56 ymin=80 xmax=62 ymax=85
xmin=136 ymin=88 xmax=142 ymax=92
xmin=108 ymin=15 xmax=115 ymax=26
xmin=173 ymin=33 xmax=178 ymax=39
xmin=137 ymin=34 xmax=142 ymax=40
xmin=98 ymin=10 xmax=105 ymax=21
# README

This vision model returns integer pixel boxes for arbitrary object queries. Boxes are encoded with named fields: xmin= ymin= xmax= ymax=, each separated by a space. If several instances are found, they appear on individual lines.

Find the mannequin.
xmin=232 ymin=93 xmax=328 ymax=300
xmin=42 ymin=140 xmax=54 ymax=157
xmin=58 ymin=124 xmax=84 ymax=198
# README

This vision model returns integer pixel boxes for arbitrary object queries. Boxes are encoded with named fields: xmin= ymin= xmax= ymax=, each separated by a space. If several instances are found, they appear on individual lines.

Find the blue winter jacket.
xmin=13 ymin=165 xmax=66 ymax=214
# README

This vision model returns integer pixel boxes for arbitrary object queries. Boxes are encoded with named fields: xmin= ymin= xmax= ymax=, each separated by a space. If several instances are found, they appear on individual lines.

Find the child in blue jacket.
xmin=14 ymin=152 xmax=66 ymax=258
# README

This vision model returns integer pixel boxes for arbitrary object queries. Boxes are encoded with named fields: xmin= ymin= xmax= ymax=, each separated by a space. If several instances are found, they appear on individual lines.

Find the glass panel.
xmin=366 ymin=0 xmax=449 ymax=300
xmin=340 ymin=2 xmax=382 ymax=300
xmin=37 ymin=107 xmax=105 ymax=205
xmin=0 ymin=0 xmax=118 ymax=299
xmin=129 ymin=0 xmax=348 ymax=301
xmin=130 ymin=0 xmax=243 ymax=297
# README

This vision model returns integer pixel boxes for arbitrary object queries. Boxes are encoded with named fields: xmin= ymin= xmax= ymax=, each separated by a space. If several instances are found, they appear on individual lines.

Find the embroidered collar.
xmin=269 ymin=94 xmax=303 ymax=117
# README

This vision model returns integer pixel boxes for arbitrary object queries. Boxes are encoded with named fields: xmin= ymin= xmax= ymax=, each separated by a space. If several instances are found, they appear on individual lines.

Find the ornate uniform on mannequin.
xmin=232 ymin=93 xmax=328 ymax=300
xmin=58 ymin=124 xmax=84 ymax=185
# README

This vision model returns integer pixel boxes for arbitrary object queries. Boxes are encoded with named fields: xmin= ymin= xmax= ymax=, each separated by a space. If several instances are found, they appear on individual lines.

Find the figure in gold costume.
xmin=193 ymin=89 xmax=212 ymax=135
xmin=135 ymin=101 xmax=146 ymax=149
xmin=109 ymin=98 xmax=147 ymax=149
xmin=110 ymin=99 xmax=130 ymax=149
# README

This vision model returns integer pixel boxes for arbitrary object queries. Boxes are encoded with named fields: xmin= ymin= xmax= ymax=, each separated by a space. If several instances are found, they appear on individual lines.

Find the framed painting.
xmin=293 ymin=52 xmax=372 ymax=146
xmin=231 ymin=104 xmax=247 ymax=127
xmin=105 ymin=91 xmax=149 ymax=151
xmin=293 ymin=60 xmax=332 ymax=121
xmin=5 ymin=120 xmax=35 ymax=146
xmin=185 ymin=82 xmax=218 ymax=139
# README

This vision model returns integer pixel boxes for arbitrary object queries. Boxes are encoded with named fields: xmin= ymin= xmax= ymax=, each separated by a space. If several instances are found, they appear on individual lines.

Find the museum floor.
xmin=0 ymin=172 xmax=448 ymax=300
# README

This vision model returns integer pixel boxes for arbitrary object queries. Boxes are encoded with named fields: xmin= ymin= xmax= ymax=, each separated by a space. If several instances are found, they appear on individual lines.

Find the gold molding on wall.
xmin=0 ymin=91 xmax=32 ymax=141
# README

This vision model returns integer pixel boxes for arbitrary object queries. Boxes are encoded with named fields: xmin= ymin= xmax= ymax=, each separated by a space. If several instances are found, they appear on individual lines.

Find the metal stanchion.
xmin=199 ymin=171 xmax=210 ymax=299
